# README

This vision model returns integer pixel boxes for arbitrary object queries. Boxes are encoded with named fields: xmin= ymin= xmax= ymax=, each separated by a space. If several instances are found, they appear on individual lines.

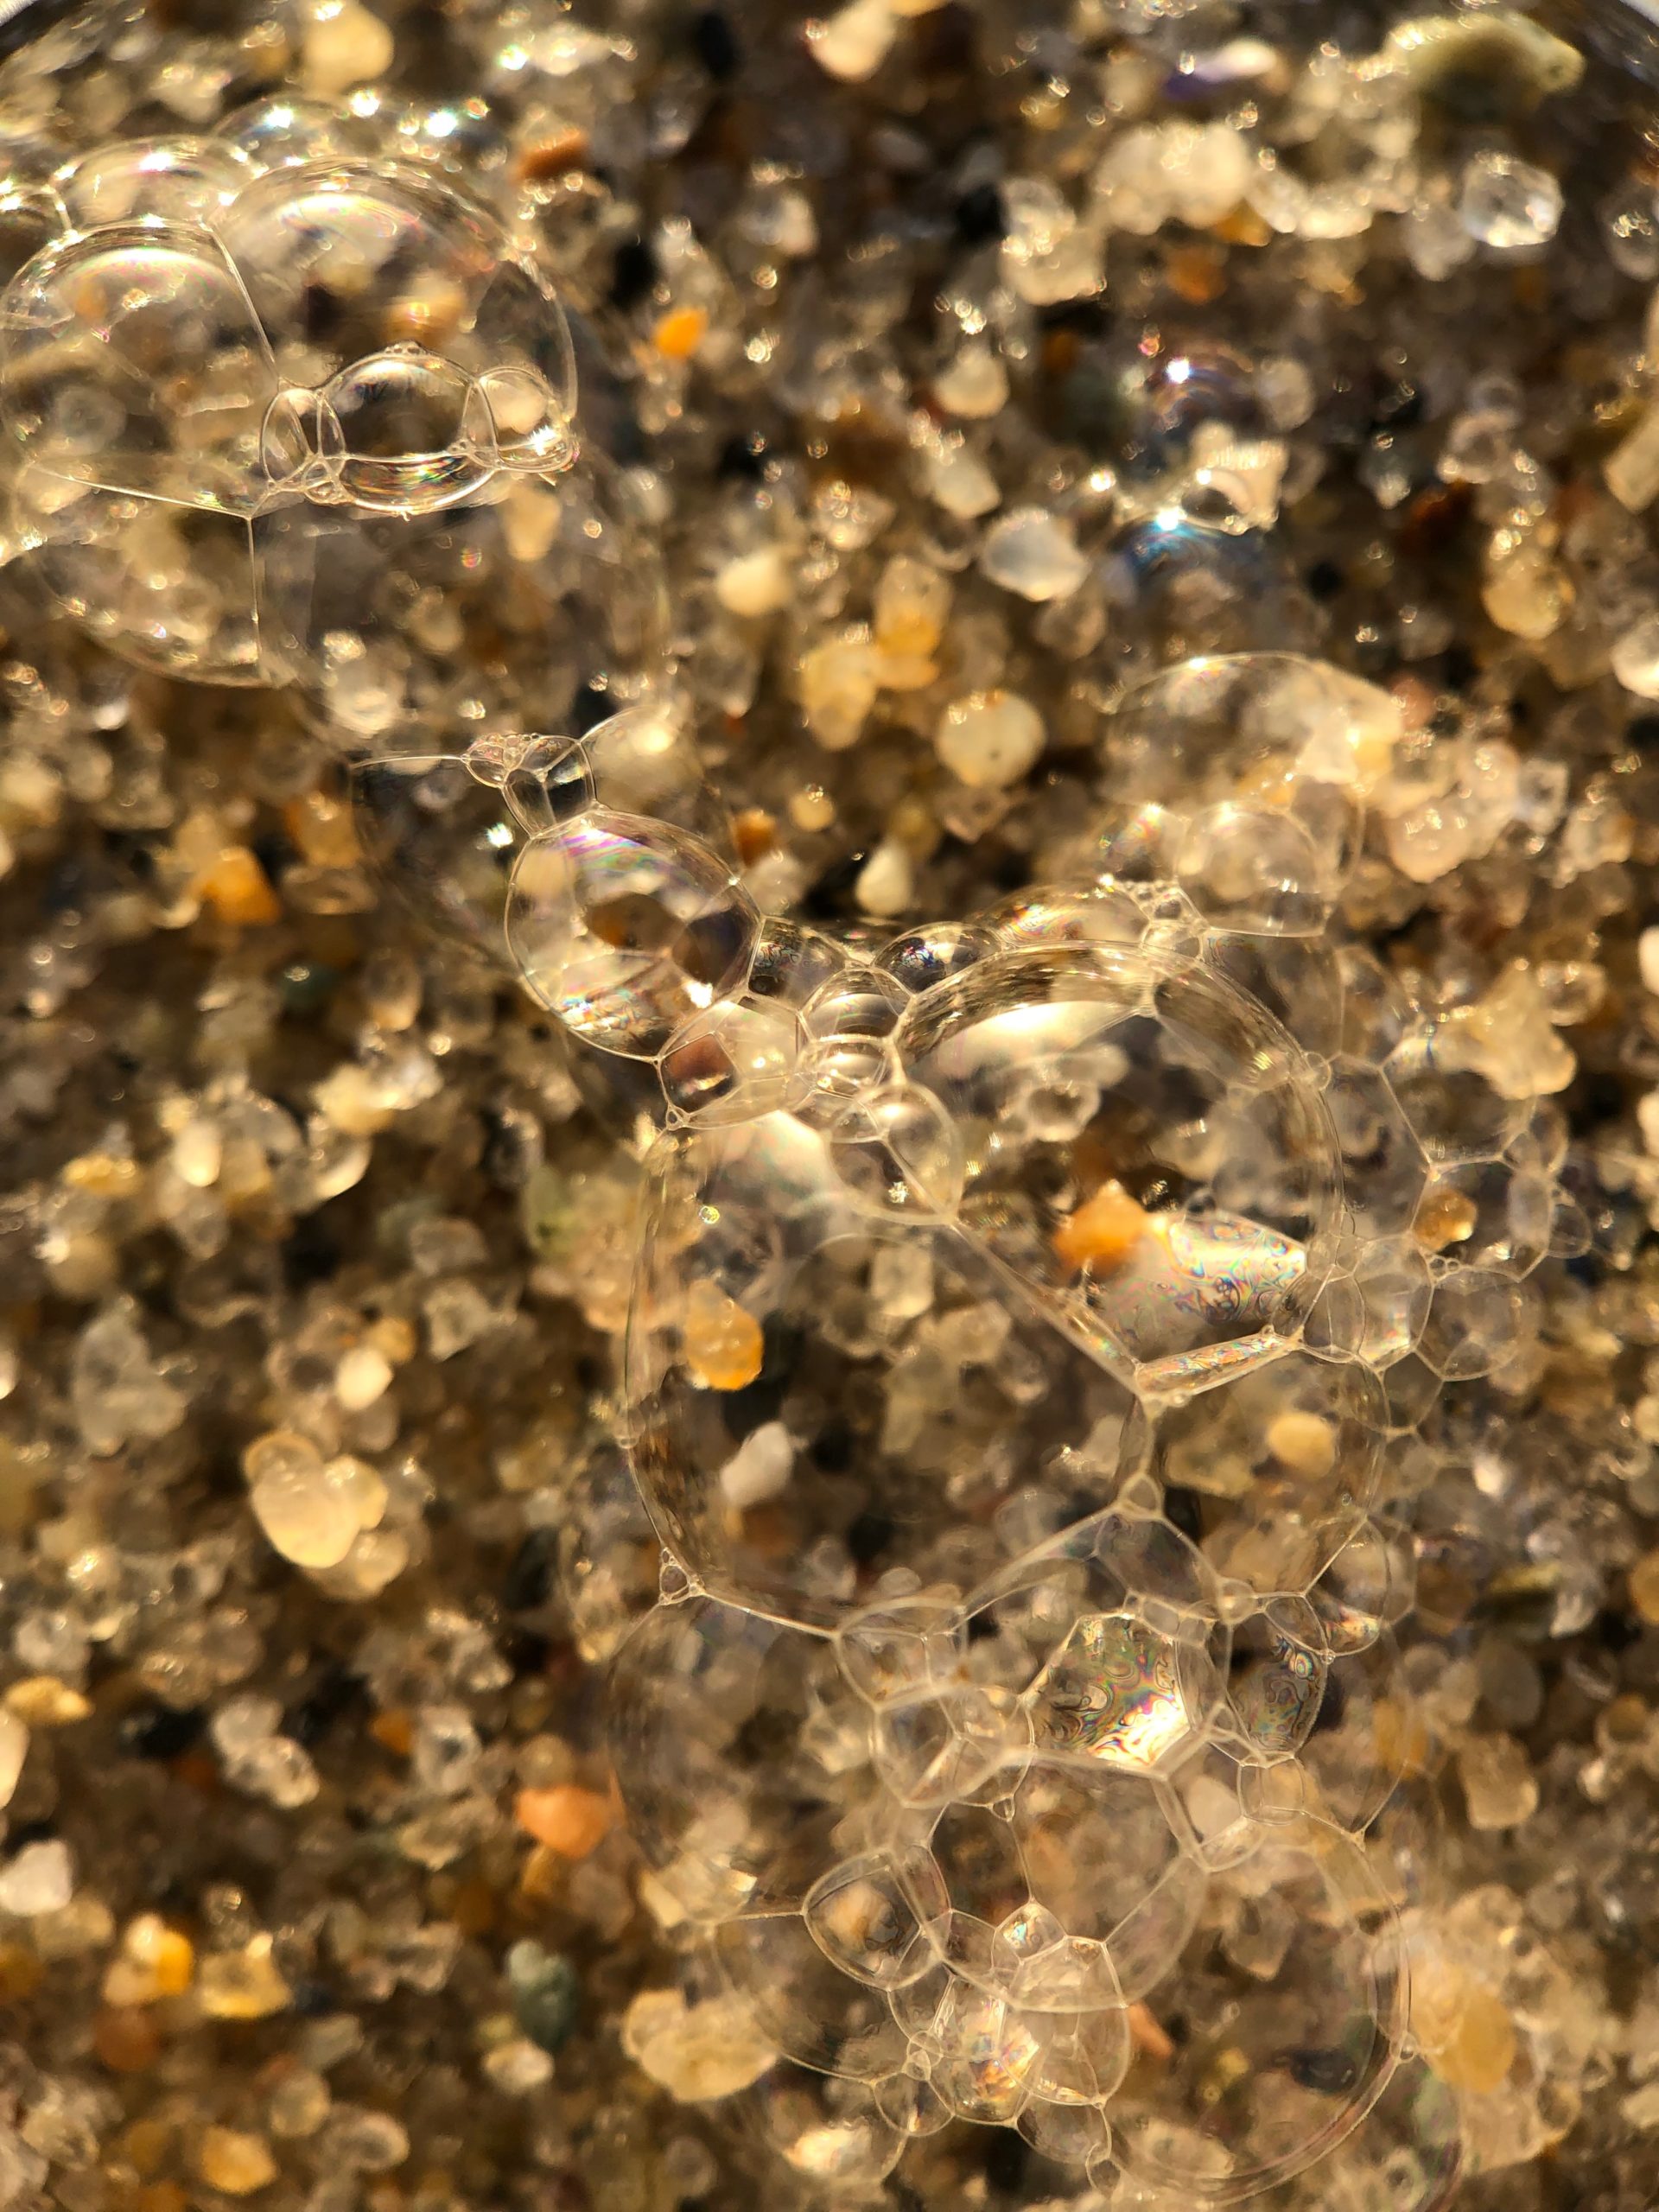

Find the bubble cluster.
xmin=366 ymin=641 xmax=1573 ymax=2200
xmin=0 ymin=113 xmax=662 ymax=726
xmin=607 ymin=1493 xmax=1412 ymax=2199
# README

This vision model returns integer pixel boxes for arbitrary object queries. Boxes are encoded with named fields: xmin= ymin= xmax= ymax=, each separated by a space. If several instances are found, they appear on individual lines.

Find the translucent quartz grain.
xmin=936 ymin=690 xmax=1046 ymax=789
xmin=1458 ymin=1732 xmax=1541 ymax=1830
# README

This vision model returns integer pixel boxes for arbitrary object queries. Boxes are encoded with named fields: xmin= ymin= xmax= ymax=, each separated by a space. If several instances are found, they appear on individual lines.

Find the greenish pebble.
xmin=507 ymin=1939 xmax=581 ymax=2053
xmin=521 ymin=1163 xmax=582 ymax=1263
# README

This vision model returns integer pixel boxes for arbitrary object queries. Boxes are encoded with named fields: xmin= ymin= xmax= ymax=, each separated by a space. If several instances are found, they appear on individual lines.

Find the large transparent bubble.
xmin=1101 ymin=1815 xmax=1408 ymax=2202
xmin=1082 ymin=652 xmax=1394 ymax=936
xmin=626 ymin=933 xmax=1340 ymax=1624
xmin=894 ymin=944 xmax=1343 ymax=1393
xmin=627 ymin=1111 xmax=1138 ymax=1626
xmin=607 ymin=1594 xmax=844 ymax=1923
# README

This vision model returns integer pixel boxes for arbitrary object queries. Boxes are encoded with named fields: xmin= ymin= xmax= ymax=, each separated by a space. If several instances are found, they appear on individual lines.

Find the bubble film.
xmin=0 ymin=119 xmax=663 ymax=725
xmin=372 ymin=627 xmax=1575 ymax=2201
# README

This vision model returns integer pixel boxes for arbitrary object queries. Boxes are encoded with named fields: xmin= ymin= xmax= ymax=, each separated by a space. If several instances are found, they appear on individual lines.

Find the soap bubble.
xmin=1412 ymin=1158 xmax=1551 ymax=1276
xmin=803 ymin=1847 xmax=950 ymax=1990
xmin=1011 ymin=1761 xmax=1200 ymax=2002
xmin=0 ymin=138 xmax=662 ymax=708
xmin=349 ymin=752 xmax=525 ymax=957
xmin=508 ymin=812 xmax=757 ymax=1061
xmin=1325 ymin=1058 xmax=1429 ymax=1239
xmin=871 ymin=1679 xmax=1031 ymax=1808
xmin=745 ymin=2067 xmax=906 ymax=2188
xmin=607 ymin=1594 xmax=840 ymax=1923
xmin=628 ymin=1116 xmax=1138 ymax=1625
xmin=1244 ymin=1628 xmax=1416 ymax=1835
xmin=1207 ymin=936 xmax=1344 ymax=1060
xmin=1054 ymin=333 xmax=1272 ymax=525
xmin=1309 ymin=1522 xmax=1407 ymax=1654
xmin=896 ymin=944 xmax=1342 ymax=1394
xmin=828 ymin=1083 xmax=966 ymax=1217
xmin=836 ymin=1593 xmax=966 ymax=1707
xmin=1175 ymin=801 xmax=1336 ymax=934
xmin=1305 ymin=2056 xmax=1461 ymax=2212
xmin=0 ymin=141 xmax=73 ymax=291
xmin=1417 ymin=1267 xmax=1533 ymax=1381
xmin=55 ymin=136 xmax=250 ymax=229
xmin=214 ymin=96 xmax=373 ymax=174
xmin=1122 ymin=1350 xmax=1386 ymax=1594
xmin=1027 ymin=1610 xmax=1224 ymax=1775
xmin=660 ymin=998 xmax=804 ymax=1127
xmin=1383 ymin=1026 xmax=1529 ymax=1165
xmin=716 ymin=1910 xmax=908 ymax=2082
xmin=1104 ymin=654 xmax=1388 ymax=852
xmin=1103 ymin=1817 xmax=1406 ymax=2200
xmin=1218 ymin=1598 xmax=1329 ymax=1765
xmin=1103 ymin=514 xmax=1317 ymax=659
xmin=876 ymin=922 xmax=996 ymax=995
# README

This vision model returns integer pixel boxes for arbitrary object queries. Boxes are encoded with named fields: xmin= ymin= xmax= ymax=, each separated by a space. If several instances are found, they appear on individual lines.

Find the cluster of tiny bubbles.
xmin=354 ymin=637 xmax=1575 ymax=2202
xmin=0 ymin=97 xmax=665 ymax=737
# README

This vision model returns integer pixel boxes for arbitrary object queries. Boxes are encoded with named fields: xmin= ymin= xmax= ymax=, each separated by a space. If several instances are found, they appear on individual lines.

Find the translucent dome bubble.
xmin=0 ymin=140 xmax=662 ymax=700
xmin=1325 ymin=1058 xmax=1429 ymax=1240
xmin=628 ymin=1111 xmax=1139 ymax=1625
xmin=802 ymin=1845 xmax=950 ymax=1991
xmin=1096 ymin=650 xmax=1397 ymax=929
xmin=54 ymin=136 xmax=251 ymax=229
xmin=1217 ymin=1598 xmax=1328 ymax=1766
xmin=0 ymin=139 xmax=73 ymax=291
xmin=1103 ymin=1815 xmax=1406 ymax=2202
xmin=1121 ymin=1351 xmax=1386 ymax=1594
xmin=1103 ymin=513 xmax=1317 ymax=662
xmin=607 ymin=1594 xmax=842 ymax=1923
xmin=1026 ymin=1608 xmax=1224 ymax=1774
xmin=349 ymin=750 xmax=530 ymax=960
xmin=270 ymin=448 xmax=664 ymax=742
xmin=1297 ymin=2056 xmax=1460 ymax=2212
xmin=212 ymin=160 xmax=575 ymax=463
xmin=508 ymin=812 xmax=758 ymax=1062
xmin=213 ymin=96 xmax=375 ymax=175
xmin=743 ymin=2068 xmax=906 ymax=2190
xmin=1258 ymin=1627 xmax=1415 ymax=1835
xmin=893 ymin=944 xmax=1342 ymax=1395
xmin=1010 ymin=1760 xmax=1201 ymax=2004
xmin=715 ymin=1910 xmax=908 ymax=2083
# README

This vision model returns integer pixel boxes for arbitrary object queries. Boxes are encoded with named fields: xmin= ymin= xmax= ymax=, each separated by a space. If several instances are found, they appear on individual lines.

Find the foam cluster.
xmin=0 ymin=110 xmax=659 ymax=725
xmin=376 ymin=652 xmax=1560 ymax=2199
